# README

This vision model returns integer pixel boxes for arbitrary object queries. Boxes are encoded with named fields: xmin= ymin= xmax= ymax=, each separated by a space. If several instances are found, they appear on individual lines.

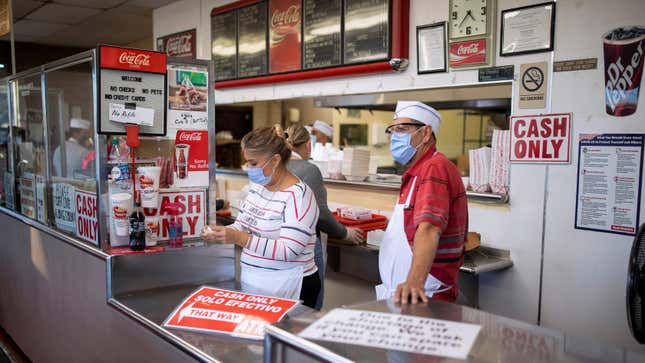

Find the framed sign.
xmin=157 ymin=29 xmax=196 ymax=58
xmin=417 ymin=22 xmax=447 ymax=74
xmin=211 ymin=11 xmax=238 ymax=81
xmin=97 ymin=45 xmax=167 ymax=135
xmin=500 ymin=1 xmax=556 ymax=57
xmin=343 ymin=0 xmax=390 ymax=64
xmin=449 ymin=38 xmax=489 ymax=68
xmin=269 ymin=0 xmax=302 ymax=73
xmin=237 ymin=1 xmax=268 ymax=78
xmin=303 ymin=0 xmax=342 ymax=70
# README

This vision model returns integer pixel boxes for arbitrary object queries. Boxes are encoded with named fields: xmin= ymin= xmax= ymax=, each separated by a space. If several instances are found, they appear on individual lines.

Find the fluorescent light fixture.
xmin=0 ymin=64 xmax=5 ymax=69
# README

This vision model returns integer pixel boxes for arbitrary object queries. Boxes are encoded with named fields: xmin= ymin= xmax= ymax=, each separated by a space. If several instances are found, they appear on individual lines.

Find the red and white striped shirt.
xmin=231 ymin=181 xmax=319 ymax=275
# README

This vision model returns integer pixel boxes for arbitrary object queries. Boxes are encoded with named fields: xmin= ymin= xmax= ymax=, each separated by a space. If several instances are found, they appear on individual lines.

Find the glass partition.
xmin=11 ymin=75 xmax=47 ymax=223
xmin=45 ymin=61 xmax=97 ymax=239
xmin=0 ymin=81 xmax=12 ymax=208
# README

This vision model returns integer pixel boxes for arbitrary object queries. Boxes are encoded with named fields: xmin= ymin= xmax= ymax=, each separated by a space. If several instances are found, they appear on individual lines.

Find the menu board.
xmin=211 ymin=12 xmax=237 ymax=81
xmin=238 ymin=2 xmax=268 ymax=78
xmin=303 ymin=0 xmax=342 ymax=69
xmin=269 ymin=0 xmax=302 ymax=73
xmin=343 ymin=0 xmax=390 ymax=64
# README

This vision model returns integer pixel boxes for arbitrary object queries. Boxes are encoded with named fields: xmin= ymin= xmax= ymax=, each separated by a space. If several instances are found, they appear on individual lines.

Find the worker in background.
xmin=311 ymin=120 xmax=333 ymax=145
xmin=286 ymin=125 xmax=364 ymax=310
xmin=53 ymin=118 xmax=92 ymax=177
xmin=377 ymin=101 xmax=468 ymax=304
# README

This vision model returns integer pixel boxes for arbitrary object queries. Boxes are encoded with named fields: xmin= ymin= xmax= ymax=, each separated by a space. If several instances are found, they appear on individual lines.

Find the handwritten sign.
xmin=108 ymin=103 xmax=154 ymax=126
xmin=510 ymin=113 xmax=572 ymax=163
xmin=299 ymin=309 xmax=481 ymax=359
xmin=167 ymin=65 xmax=208 ymax=138
xmin=75 ymin=190 xmax=98 ymax=245
xmin=163 ymin=286 xmax=298 ymax=339
xmin=53 ymin=183 xmax=77 ymax=233
xmin=143 ymin=189 xmax=206 ymax=241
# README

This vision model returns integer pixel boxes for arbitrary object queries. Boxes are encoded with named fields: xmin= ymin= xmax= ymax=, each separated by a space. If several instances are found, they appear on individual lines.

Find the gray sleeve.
xmin=293 ymin=162 xmax=347 ymax=239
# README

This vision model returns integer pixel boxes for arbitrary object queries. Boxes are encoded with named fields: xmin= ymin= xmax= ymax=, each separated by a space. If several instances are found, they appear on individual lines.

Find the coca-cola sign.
xmin=178 ymin=131 xmax=203 ymax=142
xmin=271 ymin=5 xmax=300 ymax=29
xmin=449 ymin=39 xmax=487 ymax=68
xmin=157 ymin=29 xmax=196 ymax=58
xmin=100 ymin=45 xmax=167 ymax=74
xmin=269 ymin=0 xmax=302 ymax=74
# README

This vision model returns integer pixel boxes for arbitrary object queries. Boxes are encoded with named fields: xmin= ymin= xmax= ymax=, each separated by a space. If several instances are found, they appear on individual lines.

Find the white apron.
xmin=376 ymin=176 xmax=452 ymax=300
xmin=241 ymin=264 xmax=304 ymax=300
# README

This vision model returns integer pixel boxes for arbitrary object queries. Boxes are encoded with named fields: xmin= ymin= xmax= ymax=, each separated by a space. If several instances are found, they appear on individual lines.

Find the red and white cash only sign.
xmin=163 ymin=287 xmax=299 ymax=339
xmin=75 ymin=190 xmax=98 ymax=246
xmin=509 ymin=113 xmax=572 ymax=163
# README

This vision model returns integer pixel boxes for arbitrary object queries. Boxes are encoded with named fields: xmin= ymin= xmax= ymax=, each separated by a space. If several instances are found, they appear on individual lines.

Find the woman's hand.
xmin=345 ymin=227 xmax=365 ymax=245
xmin=200 ymin=225 xmax=249 ymax=247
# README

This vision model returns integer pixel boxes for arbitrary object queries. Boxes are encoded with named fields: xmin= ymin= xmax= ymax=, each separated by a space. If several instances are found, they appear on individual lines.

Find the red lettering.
xmin=552 ymin=116 xmax=567 ymax=137
xmin=186 ymin=216 xmax=198 ymax=235
xmin=540 ymin=118 xmax=552 ymax=138
xmin=513 ymin=119 xmax=526 ymax=138
xmin=161 ymin=218 xmax=170 ymax=238
xmin=542 ymin=140 xmax=552 ymax=158
xmin=528 ymin=140 xmax=540 ymax=158
xmin=174 ymin=195 xmax=186 ymax=214
xmin=527 ymin=120 xmax=539 ymax=137
xmin=76 ymin=195 xmax=82 ymax=213
xmin=550 ymin=139 xmax=564 ymax=158
xmin=514 ymin=140 xmax=527 ymax=158
xmin=160 ymin=196 xmax=172 ymax=215
xmin=187 ymin=193 xmax=200 ymax=214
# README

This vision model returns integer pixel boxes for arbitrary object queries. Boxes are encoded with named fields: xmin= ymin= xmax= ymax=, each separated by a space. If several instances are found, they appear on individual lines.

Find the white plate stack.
xmin=342 ymin=148 xmax=370 ymax=181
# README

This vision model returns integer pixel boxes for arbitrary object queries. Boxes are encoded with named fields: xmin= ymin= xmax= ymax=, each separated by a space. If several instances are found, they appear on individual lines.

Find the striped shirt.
xmin=401 ymin=145 xmax=468 ymax=302
xmin=230 ymin=181 xmax=319 ymax=276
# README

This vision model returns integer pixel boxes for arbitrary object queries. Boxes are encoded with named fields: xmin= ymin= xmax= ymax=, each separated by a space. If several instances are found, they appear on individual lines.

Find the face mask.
xmin=246 ymin=157 xmax=275 ymax=186
xmin=390 ymin=131 xmax=419 ymax=165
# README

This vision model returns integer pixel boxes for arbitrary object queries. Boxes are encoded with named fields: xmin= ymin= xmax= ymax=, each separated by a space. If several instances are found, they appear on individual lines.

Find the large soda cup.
xmin=175 ymin=144 xmax=189 ymax=179
xmin=603 ymin=26 xmax=645 ymax=116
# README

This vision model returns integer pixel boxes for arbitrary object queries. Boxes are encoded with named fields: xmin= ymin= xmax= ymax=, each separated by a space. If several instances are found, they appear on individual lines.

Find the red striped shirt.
xmin=400 ymin=145 xmax=468 ymax=302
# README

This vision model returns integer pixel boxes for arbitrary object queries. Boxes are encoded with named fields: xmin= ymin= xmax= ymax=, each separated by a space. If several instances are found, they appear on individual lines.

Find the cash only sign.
xmin=163 ymin=287 xmax=298 ymax=339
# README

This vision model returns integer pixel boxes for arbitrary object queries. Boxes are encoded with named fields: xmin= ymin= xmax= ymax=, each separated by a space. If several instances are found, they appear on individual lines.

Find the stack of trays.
xmin=333 ymin=211 xmax=388 ymax=240
xmin=342 ymin=148 xmax=370 ymax=182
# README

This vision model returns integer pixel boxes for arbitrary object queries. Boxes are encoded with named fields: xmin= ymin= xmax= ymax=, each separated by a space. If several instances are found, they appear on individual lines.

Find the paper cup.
xmin=137 ymin=166 xmax=161 ymax=208
xmin=110 ymin=193 xmax=132 ymax=236
xmin=145 ymin=216 xmax=160 ymax=246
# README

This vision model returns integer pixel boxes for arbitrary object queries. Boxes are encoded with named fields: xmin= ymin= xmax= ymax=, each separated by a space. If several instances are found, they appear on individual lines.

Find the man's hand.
xmin=394 ymin=278 xmax=429 ymax=304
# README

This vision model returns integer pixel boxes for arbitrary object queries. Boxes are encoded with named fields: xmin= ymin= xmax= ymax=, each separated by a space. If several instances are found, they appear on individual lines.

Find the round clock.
xmin=449 ymin=0 xmax=490 ymax=39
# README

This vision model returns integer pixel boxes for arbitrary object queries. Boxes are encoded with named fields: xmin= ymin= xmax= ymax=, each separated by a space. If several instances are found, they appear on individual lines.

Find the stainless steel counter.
xmin=265 ymin=299 xmax=645 ymax=363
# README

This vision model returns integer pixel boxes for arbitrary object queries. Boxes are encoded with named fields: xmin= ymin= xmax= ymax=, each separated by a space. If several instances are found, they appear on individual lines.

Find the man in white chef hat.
xmin=311 ymin=120 xmax=333 ymax=145
xmin=376 ymin=101 xmax=468 ymax=305
xmin=53 ymin=118 xmax=92 ymax=177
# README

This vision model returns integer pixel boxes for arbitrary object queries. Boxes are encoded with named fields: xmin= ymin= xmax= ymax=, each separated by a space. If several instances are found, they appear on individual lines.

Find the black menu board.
xmin=238 ymin=1 xmax=268 ymax=78
xmin=212 ymin=11 xmax=237 ymax=81
xmin=343 ymin=0 xmax=390 ymax=64
xmin=303 ymin=0 xmax=342 ymax=69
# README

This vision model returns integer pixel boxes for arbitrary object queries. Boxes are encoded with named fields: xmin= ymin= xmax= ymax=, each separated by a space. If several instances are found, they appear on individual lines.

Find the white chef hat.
xmin=393 ymin=101 xmax=441 ymax=135
xmin=312 ymin=120 xmax=333 ymax=137
xmin=70 ymin=118 xmax=91 ymax=130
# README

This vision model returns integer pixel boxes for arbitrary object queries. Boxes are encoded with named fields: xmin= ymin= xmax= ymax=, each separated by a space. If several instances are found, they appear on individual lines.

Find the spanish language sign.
xmin=163 ymin=286 xmax=299 ymax=339
xmin=510 ymin=113 xmax=572 ymax=163
xmin=575 ymin=134 xmax=644 ymax=236
xmin=299 ymin=309 xmax=481 ymax=359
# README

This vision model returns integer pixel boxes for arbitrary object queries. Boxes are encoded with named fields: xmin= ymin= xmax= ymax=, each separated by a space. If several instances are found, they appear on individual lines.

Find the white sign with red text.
xmin=510 ymin=113 xmax=572 ymax=163
xmin=143 ymin=189 xmax=206 ymax=241
xmin=75 ymin=190 xmax=98 ymax=245
xmin=173 ymin=130 xmax=209 ymax=187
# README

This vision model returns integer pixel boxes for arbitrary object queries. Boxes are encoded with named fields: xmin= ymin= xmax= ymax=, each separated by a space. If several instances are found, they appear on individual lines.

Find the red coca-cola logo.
xmin=271 ymin=5 xmax=300 ymax=28
xmin=113 ymin=206 xmax=127 ymax=219
xmin=119 ymin=52 xmax=151 ymax=67
xmin=179 ymin=132 xmax=202 ymax=142
xmin=457 ymin=43 xmax=480 ymax=55
xmin=165 ymin=34 xmax=193 ymax=56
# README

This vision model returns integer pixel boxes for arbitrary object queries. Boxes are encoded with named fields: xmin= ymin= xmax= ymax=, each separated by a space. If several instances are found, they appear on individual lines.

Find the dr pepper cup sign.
xmin=603 ymin=26 xmax=645 ymax=116
xmin=269 ymin=0 xmax=302 ymax=73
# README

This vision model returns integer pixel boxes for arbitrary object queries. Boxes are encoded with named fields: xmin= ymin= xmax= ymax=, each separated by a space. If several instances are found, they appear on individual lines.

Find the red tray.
xmin=333 ymin=212 xmax=388 ymax=229
xmin=107 ymin=246 xmax=166 ymax=255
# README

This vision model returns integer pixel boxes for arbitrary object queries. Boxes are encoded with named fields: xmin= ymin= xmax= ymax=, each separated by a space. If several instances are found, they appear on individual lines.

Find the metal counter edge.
xmin=0 ymin=206 xmax=109 ymax=260
xmin=264 ymin=324 xmax=354 ymax=363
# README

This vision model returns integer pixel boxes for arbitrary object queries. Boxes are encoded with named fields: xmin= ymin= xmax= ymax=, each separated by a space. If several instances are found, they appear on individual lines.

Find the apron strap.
xmin=404 ymin=176 xmax=417 ymax=208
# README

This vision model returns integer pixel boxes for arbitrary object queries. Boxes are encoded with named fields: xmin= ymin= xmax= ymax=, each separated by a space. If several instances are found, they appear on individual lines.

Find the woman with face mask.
xmin=285 ymin=125 xmax=364 ymax=310
xmin=201 ymin=127 xmax=321 ymax=309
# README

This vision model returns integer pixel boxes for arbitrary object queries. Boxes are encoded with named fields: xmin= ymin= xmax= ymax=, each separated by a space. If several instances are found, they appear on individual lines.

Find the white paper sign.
xmin=53 ymin=183 xmax=77 ymax=233
xmin=575 ymin=133 xmax=644 ymax=235
xmin=108 ymin=103 xmax=154 ymax=126
xmin=35 ymin=174 xmax=46 ymax=224
xmin=299 ymin=309 xmax=481 ymax=360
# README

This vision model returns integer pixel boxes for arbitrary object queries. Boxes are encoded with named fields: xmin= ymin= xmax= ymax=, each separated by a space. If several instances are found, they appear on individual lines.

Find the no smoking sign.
xmin=519 ymin=62 xmax=548 ymax=109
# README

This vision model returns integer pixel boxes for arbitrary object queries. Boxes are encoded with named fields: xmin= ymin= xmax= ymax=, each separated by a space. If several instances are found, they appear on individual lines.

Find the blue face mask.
xmin=246 ymin=157 xmax=275 ymax=186
xmin=390 ymin=132 xmax=417 ymax=165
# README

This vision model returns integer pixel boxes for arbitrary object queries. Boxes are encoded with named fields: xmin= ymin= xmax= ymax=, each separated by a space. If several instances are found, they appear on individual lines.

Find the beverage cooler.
xmin=0 ymin=47 xmax=218 ymax=252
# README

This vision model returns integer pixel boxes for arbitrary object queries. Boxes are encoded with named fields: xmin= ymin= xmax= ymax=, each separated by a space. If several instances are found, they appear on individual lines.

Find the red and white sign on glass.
xmin=100 ymin=45 xmax=167 ymax=74
xmin=173 ymin=130 xmax=209 ymax=187
xmin=509 ymin=113 xmax=573 ymax=164
xmin=269 ymin=0 xmax=302 ymax=73
xmin=449 ymin=39 xmax=487 ymax=67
